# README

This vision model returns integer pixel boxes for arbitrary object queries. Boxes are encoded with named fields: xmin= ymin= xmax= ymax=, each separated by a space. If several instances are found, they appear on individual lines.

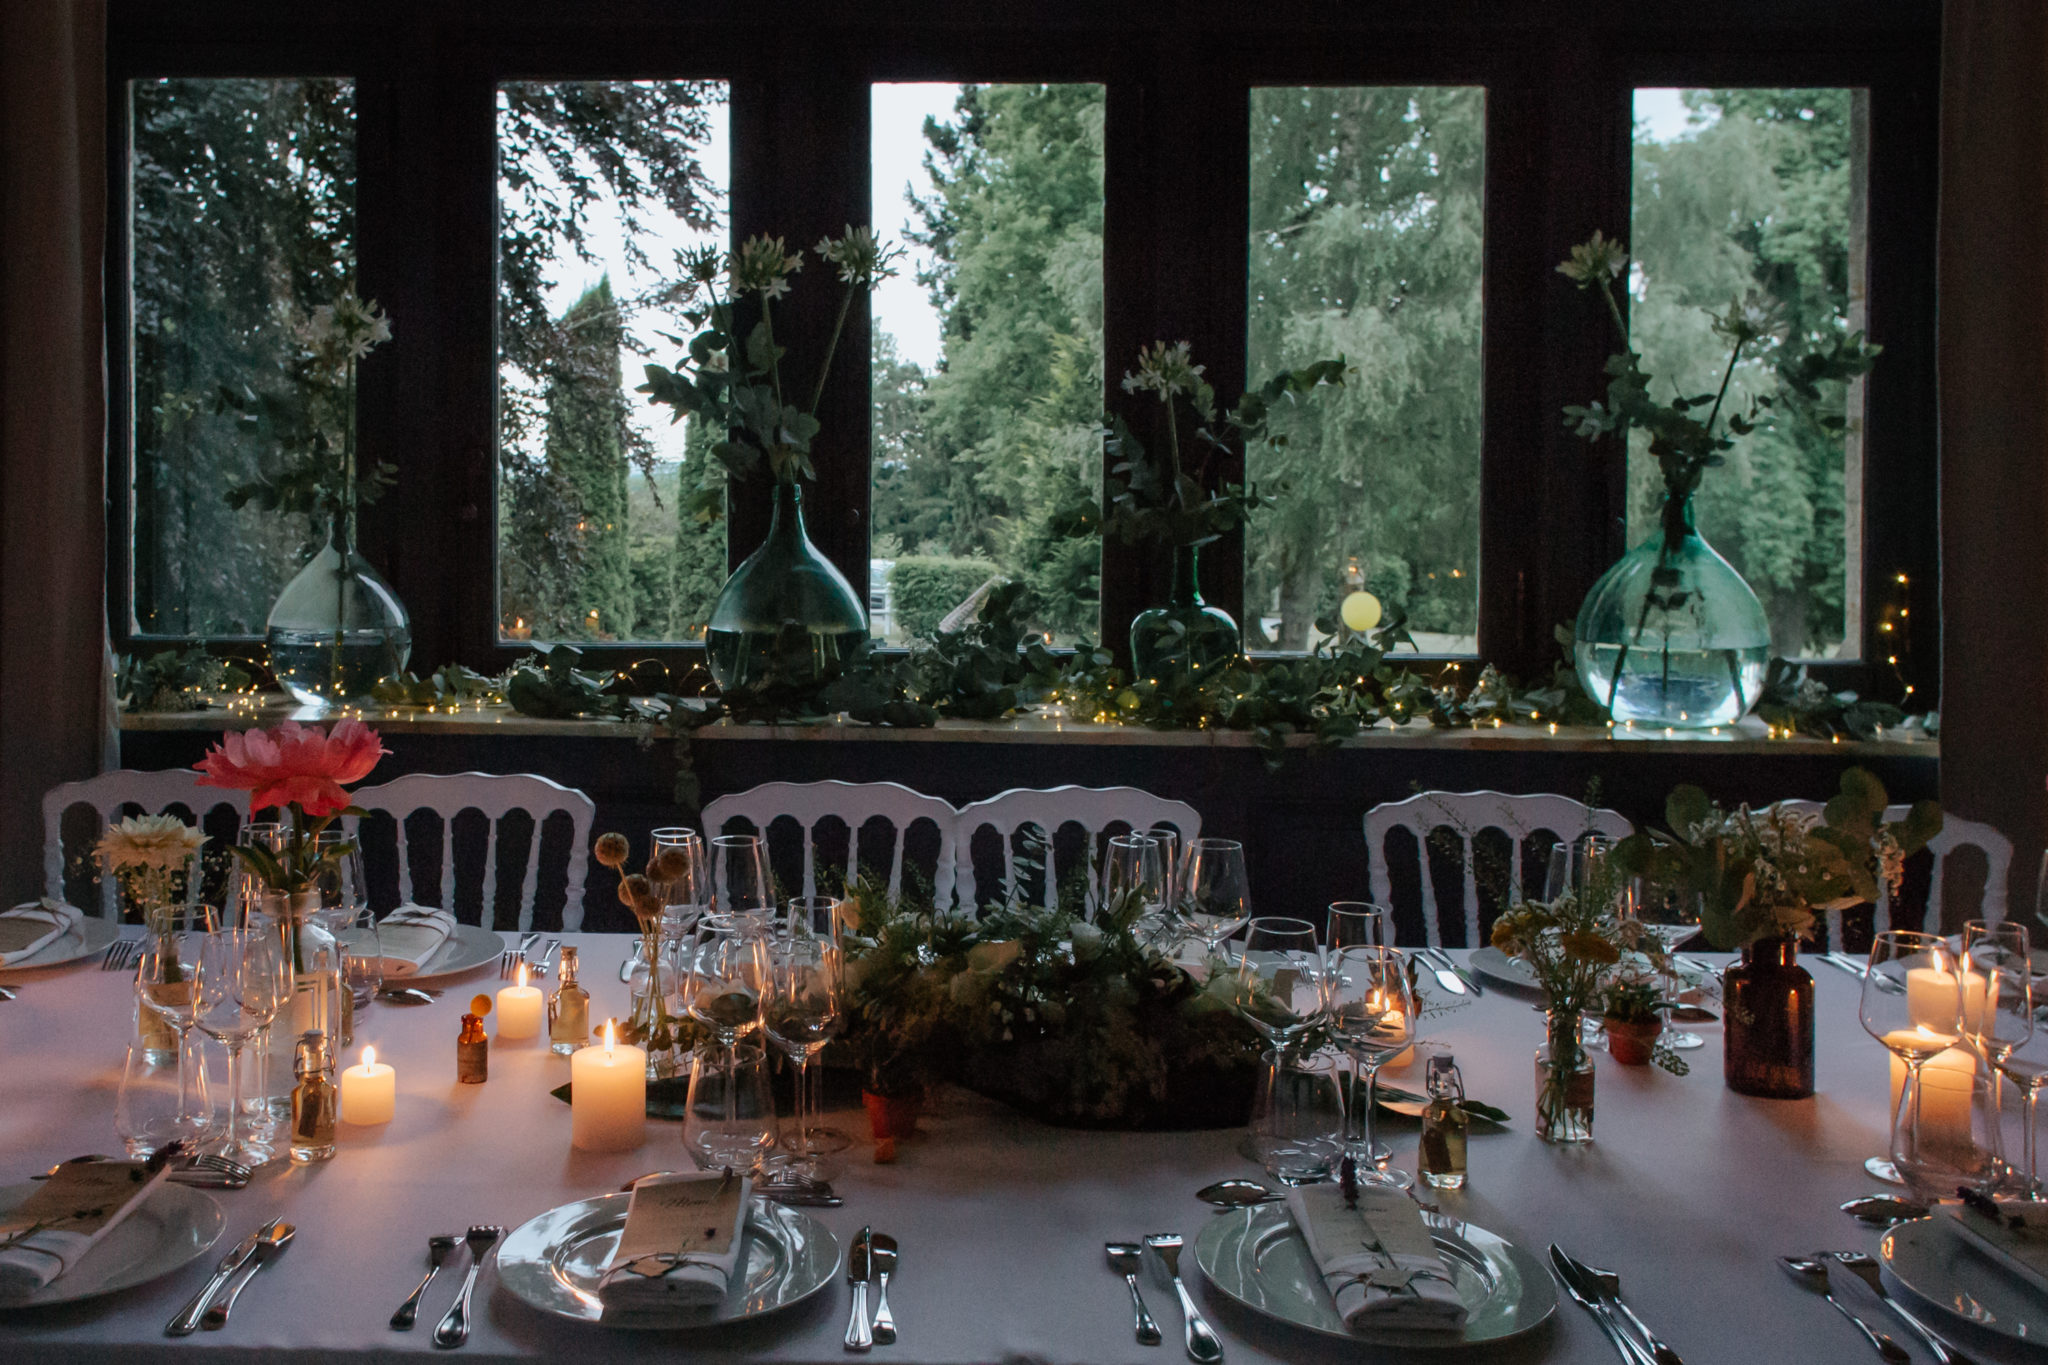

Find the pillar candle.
xmin=1889 ymin=1040 xmax=1977 ymax=1149
xmin=1906 ymin=963 xmax=1979 ymax=1033
xmin=571 ymin=1021 xmax=646 ymax=1152
xmin=341 ymin=1044 xmax=396 ymax=1125
xmin=497 ymin=963 xmax=545 ymax=1040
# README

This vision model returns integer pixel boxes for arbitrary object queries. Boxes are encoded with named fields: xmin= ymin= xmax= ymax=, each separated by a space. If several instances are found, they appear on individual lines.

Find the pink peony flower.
xmin=195 ymin=719 xmax=388 ymax=817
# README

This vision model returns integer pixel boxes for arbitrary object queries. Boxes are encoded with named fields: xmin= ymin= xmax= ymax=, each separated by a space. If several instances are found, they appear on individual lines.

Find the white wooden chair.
xmin=347 ymin=773 xmax=595 ymax=931
xmin=952 ymin=785 xmax=1203 ymax=913
xmin=1364 ymin=790 xmax=1633 ymax=948
xmin=42 ymin=769 xmax=249 ymax=919
xmin=700 ymin=780 xmax=960 ymax=908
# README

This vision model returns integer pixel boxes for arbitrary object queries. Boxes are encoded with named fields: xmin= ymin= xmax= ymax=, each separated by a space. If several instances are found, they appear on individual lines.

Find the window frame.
xmin=106 ymin=2 xmax=1943 ymax=707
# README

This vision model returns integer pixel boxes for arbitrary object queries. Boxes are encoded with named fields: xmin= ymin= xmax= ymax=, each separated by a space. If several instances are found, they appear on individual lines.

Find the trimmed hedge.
xmin=890 ymin=556 xmax=1000 ymax=639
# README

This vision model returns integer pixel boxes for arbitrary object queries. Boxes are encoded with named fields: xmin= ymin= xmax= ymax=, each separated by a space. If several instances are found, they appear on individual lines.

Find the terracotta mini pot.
xmin=863 ymin=1090 xmax=923 ymax=1140
xmin=1603 ymin=1016 xmax=1663 ymax=1066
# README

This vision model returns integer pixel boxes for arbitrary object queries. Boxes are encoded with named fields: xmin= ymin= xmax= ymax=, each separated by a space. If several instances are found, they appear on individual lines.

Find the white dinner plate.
xmin=1882 ymin=1216 xmax=2048 ymax=1349
xmin=1467 ymin=945 xmax=1541 ymax=992
xmin=388 ymin=922 xmax=503 ymax=984
xmin=1193 ymin=1201 xmax=1556 ymax=1348
xmin=496 ymin=1193 xmax=840 ymax=1328
xmin=0 ymin=1179 xmax=224 ymax=1309
xmin=0 ymin=911 xmax=120 ymax=974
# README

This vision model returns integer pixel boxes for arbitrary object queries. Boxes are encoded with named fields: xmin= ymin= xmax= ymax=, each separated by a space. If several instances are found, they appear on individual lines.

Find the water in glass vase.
xmin=1576 ymin=642 xmax=1769 ymax=728
xmin=265 ymin=520 xmax=411 ymax=708
xmin=270 ymin=632 xmax=410 ymax=707
xmin=704 ymin=623 xmax=867 ymax=692
xmin=703 ymin=485 xmax=868 ymax=693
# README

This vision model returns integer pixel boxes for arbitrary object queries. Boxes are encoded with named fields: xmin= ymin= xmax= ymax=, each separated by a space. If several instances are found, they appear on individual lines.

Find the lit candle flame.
xmin=362 ymin=1044 xmax=376 ymax=1069
xmin=517 ymin=961 xmax=528 ymax=989
xmin=603 ymin=1019 xmax=616 ymax=1056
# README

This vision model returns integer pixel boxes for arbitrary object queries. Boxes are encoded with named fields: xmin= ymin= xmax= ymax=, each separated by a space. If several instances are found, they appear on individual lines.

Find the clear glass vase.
xmin=705 ymin=484 xmax=868 ymax=692
xmin=266 ymin=516 xmax=412 ymax=709
xmin=1573 ymin=494 xmax=1769 ymax=728
xmin=1536 ymin=1010 xmax=1596 ymax=1143
xmin=1130 ymin=544 xmax=1241 ymax=681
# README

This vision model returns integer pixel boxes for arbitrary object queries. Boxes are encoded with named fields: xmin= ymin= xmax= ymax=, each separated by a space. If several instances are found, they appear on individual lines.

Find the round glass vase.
xmin=705 ymin=484 xmax=868 ymax=693
xmin=266 ymin=516 xmax=412 ymax=709
xmin=1722 ymin=934 xmax=1815 ymax=1099
xmin=1535 ymin=1010 xmax=1596 ymax=1143
xmin=1130 ymin=543 xmax=1242 ymax=681
xmin=621 ymin=927 xmax=682 ymax=1080
xmin=1572 ymin=493 xmax=1769 ymax=728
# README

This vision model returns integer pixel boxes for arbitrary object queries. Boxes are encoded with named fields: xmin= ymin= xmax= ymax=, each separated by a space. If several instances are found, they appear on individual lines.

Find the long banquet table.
xmin=0 ymin=934 xmax=1975 ymax=1363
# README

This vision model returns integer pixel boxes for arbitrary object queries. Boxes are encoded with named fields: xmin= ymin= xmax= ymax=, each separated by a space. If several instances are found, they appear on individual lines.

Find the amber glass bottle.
xmin=1723 ymin=935 xmax=1814 ymax=1098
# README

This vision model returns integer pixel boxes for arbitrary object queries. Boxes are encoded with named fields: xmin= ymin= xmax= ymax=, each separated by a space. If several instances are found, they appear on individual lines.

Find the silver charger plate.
xmin=1882 ymin=1216 xmax=2048 ymax=1348
xmin=1467 ymin=945 xmax=1541 ymax=992
xmin=0 ymin=1179 xmax=224 ymax=1309
xmin=0 ymin=911 xmax=119 ymax=974
xmin=497 ymin=1193 xmax=840 ymax=1328
xmin=1193 ymin=1201 xmax=1556 ymax=1348
xmin=378 ymin=922 xmax=503 ymax=984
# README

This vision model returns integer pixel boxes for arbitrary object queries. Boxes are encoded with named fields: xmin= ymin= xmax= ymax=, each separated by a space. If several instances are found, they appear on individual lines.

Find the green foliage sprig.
xmin=1754 ymin=659 xmax=1923 ymax=742
xmin=1613 ymin=766 xmax=1941 ymax=949
xmin=1103 ymin=343 xmax=1347 ymax=549
xmin=115 ymin=647 xmax=254 ymax=713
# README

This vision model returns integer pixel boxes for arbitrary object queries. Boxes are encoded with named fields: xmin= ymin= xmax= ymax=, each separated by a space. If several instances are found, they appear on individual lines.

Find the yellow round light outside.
xmin=1340 ymin=590 xmax=1382 ymax=633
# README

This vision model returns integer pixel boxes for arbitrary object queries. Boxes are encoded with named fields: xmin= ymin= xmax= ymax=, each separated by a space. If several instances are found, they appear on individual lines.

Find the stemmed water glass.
xmin=1230 ymin=918 xmax=1325 ymax=1056
xmin=709 ymin=834 xmax=776 ymax=931
xmin=762 ymin=897 xmax=845 ymax=1177
xmin=1628 ymin=885 xmax=1706 ymax=1051
xmin=648 ymin=827 xmax=707 ymax=993
xmin=1327 ymin=902 xmax=1392 ymax=950
xmin=135 ymin=905 xmax=216 ymax=1146
xmin=1862 ymin=930 xmax=1964 ymax=1196
xmin=193 ymin=926 xmax=287 ymax=1167
xmin=1101 ymin=834 xmax=1168 ymax=927
xmin=1545 ymin=833 xmax=1617 ymax=903
xmin=1176 ymin=838 xmax=1251 ymax=959
xmin=1326 ymin=943 xmax=1418 ymax=1187
xmin=1965 ymin=920 xmax=2033 ymax=1187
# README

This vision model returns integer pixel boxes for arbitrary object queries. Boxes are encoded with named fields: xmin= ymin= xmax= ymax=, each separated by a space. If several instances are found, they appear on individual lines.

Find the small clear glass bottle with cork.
xmin=290 ymin=1029 xmax=338 ymax=1164
xmin=549 ymin=945 xmax=591 ymax=1056
xmin=1418 ymin=1053 xmax=1468 ymax=1189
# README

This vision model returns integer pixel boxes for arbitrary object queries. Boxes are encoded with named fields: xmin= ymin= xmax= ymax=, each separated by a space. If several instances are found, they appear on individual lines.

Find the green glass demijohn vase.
xmin=705 ymin=484 xmax=869 ymax=691
xmin=1573 ymin=493 xmax=1769 ymax=728
xmin=1129 ymin=543 xmax=1242 ymax=681
xmin=265 ymin=514 xmax=411 ymax=709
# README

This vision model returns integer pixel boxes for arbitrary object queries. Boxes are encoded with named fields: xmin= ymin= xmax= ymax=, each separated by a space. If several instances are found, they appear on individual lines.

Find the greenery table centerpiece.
xmin=1105 ymin=342 xmax=1346 ymax=679
xmin=639 ymin=230 xmax=901 ymax=693
xmin=1558 ymin=231 xmax=1878 ymax=728
xmin=1615 ymin=766 xmax=1939 ymax=1098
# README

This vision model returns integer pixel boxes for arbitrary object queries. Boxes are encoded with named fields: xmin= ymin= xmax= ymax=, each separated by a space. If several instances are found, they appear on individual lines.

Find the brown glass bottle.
xmin=1723 ymin=935 xmax=1814 ymax=1098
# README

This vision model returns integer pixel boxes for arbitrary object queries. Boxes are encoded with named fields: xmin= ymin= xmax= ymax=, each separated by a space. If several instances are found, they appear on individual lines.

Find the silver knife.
xmin=844 ymin=1225 xmax=873 ymax=1352
xmin=534 ymin=938 xmax=562 ymax=974
xmin=1417 ymin=947 xmax=1467 ymax=996
xmin=517 ymin=931 xmax=540 ymax=953
xmin=1550 ymin=1245 xmax=1654 ymax=1365
xmin=1429 ymin=947 xmax=1484 ymax=996
xmin=167 ymin=1217 xmax=279 ymax=1336
xmin=1554 ymin=1243 xmax=1681 ymax=1364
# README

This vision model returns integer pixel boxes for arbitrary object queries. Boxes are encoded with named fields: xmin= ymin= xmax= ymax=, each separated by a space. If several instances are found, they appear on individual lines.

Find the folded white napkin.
xmin=1939 ymin=1198 xmax=2048 ymax=1293
xmin=375 ymin=905 xmax=456 ymax=977
xmin=597 ymin=1171 xmax=752 ymax=1324
xmin=0 ymin=1159 xmax=171 ymax=1300
xmin=0 ymin=902 xmax=84 ymax=967
xmin=1286 ymin=1182 xmax=1468 ymax=1333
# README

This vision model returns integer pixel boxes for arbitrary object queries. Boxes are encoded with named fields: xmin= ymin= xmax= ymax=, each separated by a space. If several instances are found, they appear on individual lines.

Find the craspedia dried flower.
xmin=618 ymin=872 xmax=653 ymax=907
xmin=649 ymin=848 xmax=691 ymax=882
xmin=632 ymin=894 xmax=663 ymax=923
xmin=594 ymin=832 xmax=630 ymax=869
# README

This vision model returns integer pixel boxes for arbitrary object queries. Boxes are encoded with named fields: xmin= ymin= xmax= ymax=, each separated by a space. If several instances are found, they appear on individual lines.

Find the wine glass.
xmin=135 ymin=906 xmax=215 ymax=1144
xmin=1229 ymin=918 xmax=1324 ymax=1056
xmin=1544 ymin=833 xmax=1616 ymax=902
xmin=1863 ymin=930 xmax=1964 ymax=1196
xmin=311 ymin=830 xmax=368 ymax=931
xmin=1628 ymin=885 xmax=1705 ymax=1051
xmin=649 ymin=827 xmax=706 ymax=995
xmin=1966 ymin=920 xmax=2032 ymax=1186
xmin=1327 ymin=902 xmax=1392 ymax=950
xmin=1176 ymin=838 xmax=1251 ymax=958
xmin=1100 ymin=834 xmax=1167 ymax=927
xmin=710 ymin=834 xmax=776 ymax=931
xmin=1326 ymin=944 xmax=1418 ymax=1187
xmin=193 ymin=926 xmax=288 ymax=1166
xmin=762 ymin=897 xmax=845 ymax=1176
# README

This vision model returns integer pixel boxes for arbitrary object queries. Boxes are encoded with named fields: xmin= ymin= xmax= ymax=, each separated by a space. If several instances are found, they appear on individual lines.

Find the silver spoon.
xmin=391 ymin=1234 xmax=461 ymax=1330
xmin=1780 ymin=1256 xmax=1910 ymax=1362
xmin=202 ymin=1221 xmax=296 ymax=1329
xmin=1840 ymin=1194 xmax=1929 ymax=1227
xmin=1195 ymin=1179 xmax=1279 ymax=1208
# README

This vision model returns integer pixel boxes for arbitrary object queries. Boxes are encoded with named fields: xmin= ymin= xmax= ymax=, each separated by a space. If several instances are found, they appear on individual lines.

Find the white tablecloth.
xmin=0 ymin=936 xmax=1982 ymax=1363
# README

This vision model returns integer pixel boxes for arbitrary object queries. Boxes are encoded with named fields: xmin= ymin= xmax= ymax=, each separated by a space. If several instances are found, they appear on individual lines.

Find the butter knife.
xmin=844 ymin=1225 xmax=874 ymax=1352
xmin=1550 ymin=1244 xmax=1653 ymax=1365
xmin=1427 ymin=947 xmax=1484 ymax=996
xmin=167 ymin=1217 xmax=278 ymax=1337
xmin=1417 ymin=947 xmax=1467 ymax=995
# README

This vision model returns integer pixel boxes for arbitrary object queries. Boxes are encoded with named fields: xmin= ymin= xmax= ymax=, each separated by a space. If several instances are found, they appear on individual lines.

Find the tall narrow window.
xmin=869 ymin=83 xmax=1105 ymax=646
xmin=1246 ymin=86 xmax=1485 ymax=654
xmin=496 ymin=80 xmax=729 ymax=644
xmin=1630 ymin=87 xmax=1869 ymax=660
xmin=128 ymin=77 xmax=357 ymax=637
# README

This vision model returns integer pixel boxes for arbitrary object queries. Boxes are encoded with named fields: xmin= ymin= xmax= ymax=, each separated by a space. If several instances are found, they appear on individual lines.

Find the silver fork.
xmin=1144 ymin=1234 xmax=1223 ymax=1364
xmin=1827 ymin=1251 xmax=1977 ymax=1365
xmin=433 ymin=1224 xmax=504 ymax=1348
xmin=100 ymin=938 xmax=140 ymax=971
xmin=498 ymin=950 xmax=523 ymax=980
